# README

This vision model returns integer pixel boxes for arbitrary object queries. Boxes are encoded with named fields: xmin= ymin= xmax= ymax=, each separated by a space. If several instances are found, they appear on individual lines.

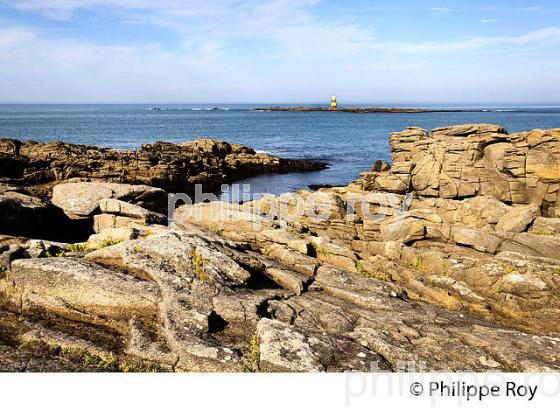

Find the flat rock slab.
xmin=9 ymin=257 xmax=159 ymax=324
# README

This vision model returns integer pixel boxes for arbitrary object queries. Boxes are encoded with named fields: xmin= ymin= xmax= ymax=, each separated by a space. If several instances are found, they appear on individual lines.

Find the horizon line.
xmin=1 ymin=102 xmax=560 ymax=106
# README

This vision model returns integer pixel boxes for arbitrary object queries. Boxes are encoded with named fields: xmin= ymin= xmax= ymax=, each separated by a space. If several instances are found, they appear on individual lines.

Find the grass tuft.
xmin=500 ymin=262 xmax=515 ymax=274
xmin=530 ymin=230 xmax=556 ymax=236
xmin=413 ymin=254 xmax=424 ymax=272
xmin=244 ymin=333 xmax=260 ymax=372
xmin=355 ymin=260 xmax=391 ymax=281
xmin=67 ymin=243 xmax=89 ymax=253
xmin=60 ymin=347 xmax=161 ymax=372
xmin=441 ymin=258 xmax=448 ymax=275
xmin=188 ymin=249 xmax=208 ymax=281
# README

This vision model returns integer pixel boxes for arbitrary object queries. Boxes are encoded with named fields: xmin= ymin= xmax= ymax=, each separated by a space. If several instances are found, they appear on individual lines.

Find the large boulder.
xmin=0 ymin=185 xmax=52 ymax=237
xmin=0 ymin=184 xmax=89 ymax=241
xmin=52 ymin=182 xmax=167 ymax=219
xmin=496 ymin=205 xmax=539 ymax=233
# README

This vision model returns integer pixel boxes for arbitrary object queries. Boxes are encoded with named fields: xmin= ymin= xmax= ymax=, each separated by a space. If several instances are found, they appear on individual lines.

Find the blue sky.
xmin=0 ymin=0 xmax=559 ymax=103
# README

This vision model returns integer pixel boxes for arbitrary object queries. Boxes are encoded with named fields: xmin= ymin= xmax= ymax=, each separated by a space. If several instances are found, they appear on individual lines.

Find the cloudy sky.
xmin=0 ymin=0 xmax=559 ymax=103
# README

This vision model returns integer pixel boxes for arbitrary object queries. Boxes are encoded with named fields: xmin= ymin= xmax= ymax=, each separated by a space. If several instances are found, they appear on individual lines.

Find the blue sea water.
xmin=1 ymin=104 xmax=559 ymax=196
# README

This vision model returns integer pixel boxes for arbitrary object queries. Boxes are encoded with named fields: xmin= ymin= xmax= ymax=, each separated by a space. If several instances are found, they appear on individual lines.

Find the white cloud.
xmin=0 ymin=24 xmax=244 ymax=102
xmin=1 ymin=0 xmax=318 ymax=22
xmin=271 ymin=24 xmax=376 ymax=60
xmin=429 ymin=7 xmax=454 ymax=12
xmin=480 ymin=18 xmax=498 ymax=23
xmin=383 ymin=26 xmax=560 ymax=53
xmin=0 ymin=27 xmax=34 ymax=48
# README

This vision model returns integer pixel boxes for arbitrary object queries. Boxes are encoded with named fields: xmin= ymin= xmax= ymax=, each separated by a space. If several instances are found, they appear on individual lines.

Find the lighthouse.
xmin=330 ymin=95 xmax=337 ymax=109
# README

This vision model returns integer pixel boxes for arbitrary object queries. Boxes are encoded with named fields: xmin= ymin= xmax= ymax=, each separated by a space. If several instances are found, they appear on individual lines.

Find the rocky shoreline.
xmin=0 ymin=138 xmax=327 ymax=199
xmin=0 ymin=138 xmax=325 ymax=241
xmin=1 ymin=124 xmax=559 ymax=372
xmin=253 ymin=106 xmax=484 ymax=113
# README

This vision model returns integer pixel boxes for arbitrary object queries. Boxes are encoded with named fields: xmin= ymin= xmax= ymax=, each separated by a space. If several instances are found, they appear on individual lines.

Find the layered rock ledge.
xmin=0 ymin=138 xmax=326 ymax=198
xmin=0 ymin=124 xmax=559 ymax=372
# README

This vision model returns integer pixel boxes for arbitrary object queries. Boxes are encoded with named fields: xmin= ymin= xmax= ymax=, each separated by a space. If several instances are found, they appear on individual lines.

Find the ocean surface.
xmin=1 ymin=104 xmax=559 ymax=197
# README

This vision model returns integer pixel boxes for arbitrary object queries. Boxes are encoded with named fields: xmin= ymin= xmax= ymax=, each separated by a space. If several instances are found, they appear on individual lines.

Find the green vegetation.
xmin=500 ymin=262 xmax=515 ymax=274
xmin=18 ymin=341 xmax=161 ymax=372
xmin=61 ymin=347 xmax=119 ymax=370
xmin=355 ymin=260 xmax=367 ymax=276
xmin=287 ymin=228 xmax=306 ymax=239
xmin=413 ymin=254 xmax=424 ymax=272
xmin=43 ymin=239 xmax=123 ymax=259
xmin=60 ymin=347 xmax=161 ymax=372
xmin=441 ymin=258 xmax=448 ymax=275
xmin=45 ymin=249 xmax=67 ymax=258
xmin=244 ymin=333 xmax=260 ymax=372
xmin=355 ymin=260 xmax=391 ymax=282
xmin=67 ymin=243 xmax=88 ymax=253
xmin=530 ymin=230 xmax=556 ymax=236
xmin=188 ymin=249 xmax=208 ymax=281
xmin=0 ymin=266 xmax=7 ymax=279
xmin=98 ymin=238 xmax=123 ymax=249
xmin=309 ymin=242 xmax=327 ymax=256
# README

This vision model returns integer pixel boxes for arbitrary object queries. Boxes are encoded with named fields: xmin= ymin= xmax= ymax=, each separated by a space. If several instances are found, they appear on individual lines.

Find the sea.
xmin=1 ymin=103 xmax=559 ymax=197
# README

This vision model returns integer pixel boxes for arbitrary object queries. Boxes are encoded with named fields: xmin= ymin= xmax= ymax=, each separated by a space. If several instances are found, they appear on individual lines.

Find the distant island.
xmin=252 ymin=106 xmax=484 ymax=113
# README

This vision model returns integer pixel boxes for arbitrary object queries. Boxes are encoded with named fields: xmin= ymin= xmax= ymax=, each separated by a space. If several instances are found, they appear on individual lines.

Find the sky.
xmin=0 ymin=0 xmax=559 ymax=104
